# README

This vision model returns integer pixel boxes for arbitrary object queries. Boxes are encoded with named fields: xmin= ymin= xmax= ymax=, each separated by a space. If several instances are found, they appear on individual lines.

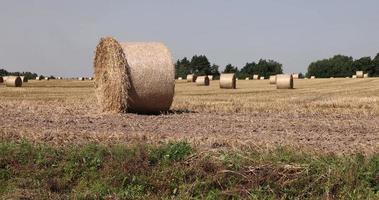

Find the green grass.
xmin=1 ymin=140 xmax=379 ymax=199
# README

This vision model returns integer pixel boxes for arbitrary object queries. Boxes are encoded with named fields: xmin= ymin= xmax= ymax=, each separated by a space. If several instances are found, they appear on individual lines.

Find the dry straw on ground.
xmin=94 ymin=37 xmax=175 ymax=113
xmin=5 ymin=76 xmax=22 ymax=87
xmin=356 ymin=71 xmax=364 ymax=78
xmin=220 ymin=73 xmax=236 ymax=89
xmin=276 ymin=74 xmax=293 ymax=89
xmin=196 ymin=76 xmax=210 ymax=86
xmin=187 ymin=74 xmax=196 ymax=82
xmin=253 ymin=74 xmax=259 ymax=80
xmin=269 ymin=75 xmax=276 ymax=84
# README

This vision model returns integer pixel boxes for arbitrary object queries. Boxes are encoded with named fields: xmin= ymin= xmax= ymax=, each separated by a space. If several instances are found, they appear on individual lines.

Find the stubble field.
xmin=1 ymin=78 xmax=378 ymax=154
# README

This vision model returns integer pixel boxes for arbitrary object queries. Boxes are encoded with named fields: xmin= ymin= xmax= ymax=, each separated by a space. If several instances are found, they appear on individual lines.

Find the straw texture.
xmin=276 ymin=74 xmax=293 ymax=89
xmin=20 ymin=76 xmax=28 ymax=82
xmin=219 ymin=73 xmax=236 ymax=89
xmin=5 ymin=76 xmax=22 ymax=87
xmin=186 ymin=74 xmax=196 ymax=82
xmin=196 ymin=76 xmax=210 ymax=86
xmin=356 ymin=71 xmax=364 ymax=78
xmin=94 ymin=37 xmax=175 ymax=113
xmin=269 ymin=75 xmax=276 ymax=84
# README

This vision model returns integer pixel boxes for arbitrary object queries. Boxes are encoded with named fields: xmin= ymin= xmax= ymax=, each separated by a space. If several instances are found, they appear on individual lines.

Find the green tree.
xmin=352 ymin=57 xmax=372 ymax=74
xmin=175 ymin=57 xmax=191 ymax=78
xmin=190 ymin=55 xmax=211 ymax=76
xmin=223 ymin=64 xmax=238 ymax=73
xmin=210 ymin=64 xmax=220 ymax=77
xmin=307 ymin=55 xmax=353 ymax=78
xmin=371 ymin=53 xmax=379 ymax=76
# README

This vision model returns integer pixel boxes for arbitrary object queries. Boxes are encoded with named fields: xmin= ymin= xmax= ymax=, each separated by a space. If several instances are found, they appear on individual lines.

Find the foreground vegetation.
xmin=1 ymin=140 xmax=379 ymax=199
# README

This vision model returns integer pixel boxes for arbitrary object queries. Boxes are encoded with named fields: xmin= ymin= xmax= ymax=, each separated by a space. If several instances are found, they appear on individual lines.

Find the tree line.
xmin=175 ymin=55 xmax=283 ymax=79
xmin=0 ymin=69 xmax=57 ymax=79
xmin=307 ymin=53 xmax=379 ymax=78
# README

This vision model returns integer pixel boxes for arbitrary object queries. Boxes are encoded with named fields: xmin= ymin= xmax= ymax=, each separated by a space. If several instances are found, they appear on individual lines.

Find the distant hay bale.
xmin=45 ymin=77 xmax=50 ymax=80
xmin=330 ymin=77 xmax=334 ymax=79
xmin=276 ymin=74 xmax=293 ymax=89
xmin=356 ymin=71 xmax=364 ymax=78
xmin=196 ymin=76 xmax=210 ymax=86
xmin=78 ymin=77 xmax=85 ymax=81
xmin=220 ymin=73 xmax=236 ymax=89
xmin=186 ymin=74 xmax=197 ymax=82
xmin=292 ymin=73 xmax=299 ymax=79
xmin=269 ymin=75 xmax=276 ymax=84
xmin=5 ymin=76 xmax=22 ymax=87
xmin=208 ymin=75 xmax=213 ymax=80
xmin=89 ymin=77 xmax=93 ymax=80
xmin=178 ymin=77 xmax=183 ymax=80
xmin=260 ymin=77 xmax=265 ymax=80
xmin=253 ymin=74 xmax=259 ymax=80
xmin=0 ymin=76 xmax=3 ymax=83
xmin=36 ymin=76 xmax=42 ymax=80
xmin=20 ymin=76 xmax=28 ymax=82
xmin=364 ymin=73 xmax=368 ymax=78
xmin=310 ymin=76 xmax=315 ymax=79
xmin=352 ymin=75 xmax=357 ymax=79
xmin=236 ymin=78 xmax=239 ymax=80
xmin=245 ymin=77 xmax=250 ymax=80
xmin=94 ymin=37 xmax=175 ymax=113
xmin=3 ymin=76 xmax=8 ymax=82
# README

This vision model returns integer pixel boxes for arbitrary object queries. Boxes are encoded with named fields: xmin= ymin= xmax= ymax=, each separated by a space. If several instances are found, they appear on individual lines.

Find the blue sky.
xmin=0 ymin=0 xmax=378 ymax=77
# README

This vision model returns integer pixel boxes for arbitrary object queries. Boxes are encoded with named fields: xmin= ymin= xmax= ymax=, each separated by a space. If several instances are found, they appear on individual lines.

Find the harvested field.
xmin=0 ymin=78 xmax=379 ymax=154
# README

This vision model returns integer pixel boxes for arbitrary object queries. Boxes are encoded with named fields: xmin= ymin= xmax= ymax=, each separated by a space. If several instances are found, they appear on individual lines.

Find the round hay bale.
xmin=352 ymin=75 xmax=357 ymax=79
xmin=208 ymin=75 xmax=213 ymax=80
xmin=356 ymin=71 xmax=364 ymax=78
xmin=310 ymin=76 xmax=315 ymax=79
xmin=20 ymin=76 xmax=28 ymax=82
xmin=94 ymin=37 xmax=175 ymax=113
xmin=178 ymin=77 xmax=183 ymax=80
xmin=260 ymin=77 xmax=265 ymax=80
xmin=186 ymin=74 xmax=196 ymax=82
xmin=78 ymin=77 xmax=84 ymax=81
xmin=36 ymin=76 xmax=42 ymax=80
xmin=253 ymin=74 xmax=259 ymax=80
xmin=5 ymin=76 xmax=22 ymax=87
xmin=364 ymin=73 xmax=368 ymax=78
xmin=269 ymin=75 xmax=276 ymax=84
xmin=3 ymin=76 xmax=8 ymax=82
xmin=245 ymin=77 xmax=250 ymax=80
xmin=292 ymin=73 xmax=299 ymax=79
xmin=0 ymin=76 xmax=3 ymax=83
xmin=276 ymin=74 xmax=293 ymax=89
xmin=196 ymin=76 xmax=210 ymax=86
xmin=45 ymin=77 xmax=50 ymax=80
xmin=219 ymin=73 xmax=236 ymax=89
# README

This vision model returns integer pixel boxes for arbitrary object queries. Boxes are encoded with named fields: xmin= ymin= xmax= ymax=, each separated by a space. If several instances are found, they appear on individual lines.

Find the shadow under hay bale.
xmin=196 ymin=76 xmax=210 ymax=86
xmin=0 ymin=76 xmax=3 ymax=83
xmin=94 ymin=37 xmax=175 ymax=114
xmin=5 ymin=76 xmax=22 ymax=87
xmin=220 ymin=73 xmax=236 ymax=89
xmin=276 ymin=74 xmax=293 ymax=89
